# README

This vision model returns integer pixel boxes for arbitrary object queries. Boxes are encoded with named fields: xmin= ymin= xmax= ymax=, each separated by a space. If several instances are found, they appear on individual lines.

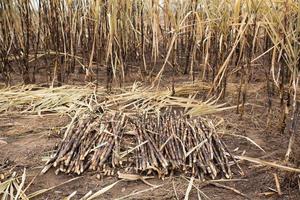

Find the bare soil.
xmin=1 ymin=91 xmax=300 ymax=200
xmin=1 ymin=65 xmax=300 ymax=199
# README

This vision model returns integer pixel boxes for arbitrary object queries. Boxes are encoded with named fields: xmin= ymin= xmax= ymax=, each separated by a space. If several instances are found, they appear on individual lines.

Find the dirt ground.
xmin=1 ymin=86 xmax=300 ymax=200
xmin=1 ymin=65 xmax=300 ymax=199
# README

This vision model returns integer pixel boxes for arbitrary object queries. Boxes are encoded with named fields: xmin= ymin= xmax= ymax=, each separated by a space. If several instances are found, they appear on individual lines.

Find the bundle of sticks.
xmin=43 ymin=110 xmax=240 ymax=180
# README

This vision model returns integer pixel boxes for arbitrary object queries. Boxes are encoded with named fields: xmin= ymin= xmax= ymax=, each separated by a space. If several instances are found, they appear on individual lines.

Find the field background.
xmin=1 ymin=0 xmax=300 ymax=199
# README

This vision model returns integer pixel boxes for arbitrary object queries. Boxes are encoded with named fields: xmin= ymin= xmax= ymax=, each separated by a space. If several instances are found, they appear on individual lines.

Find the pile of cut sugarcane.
xmin=44 ymin=109 xmax=240 ymax=180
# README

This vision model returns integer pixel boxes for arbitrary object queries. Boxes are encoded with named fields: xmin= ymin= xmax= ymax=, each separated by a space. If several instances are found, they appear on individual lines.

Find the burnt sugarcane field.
xmin=0 ymin=0 xmax=300 ymax=199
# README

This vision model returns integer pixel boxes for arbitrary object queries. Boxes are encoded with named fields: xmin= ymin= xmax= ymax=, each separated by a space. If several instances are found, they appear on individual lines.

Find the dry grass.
xmin=0 ymin=83 xmax=229 ymax=116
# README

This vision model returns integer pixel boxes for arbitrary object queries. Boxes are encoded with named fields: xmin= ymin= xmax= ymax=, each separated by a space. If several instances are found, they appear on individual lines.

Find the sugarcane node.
xmin=46 ymin=109 xmax=239 ymax=180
